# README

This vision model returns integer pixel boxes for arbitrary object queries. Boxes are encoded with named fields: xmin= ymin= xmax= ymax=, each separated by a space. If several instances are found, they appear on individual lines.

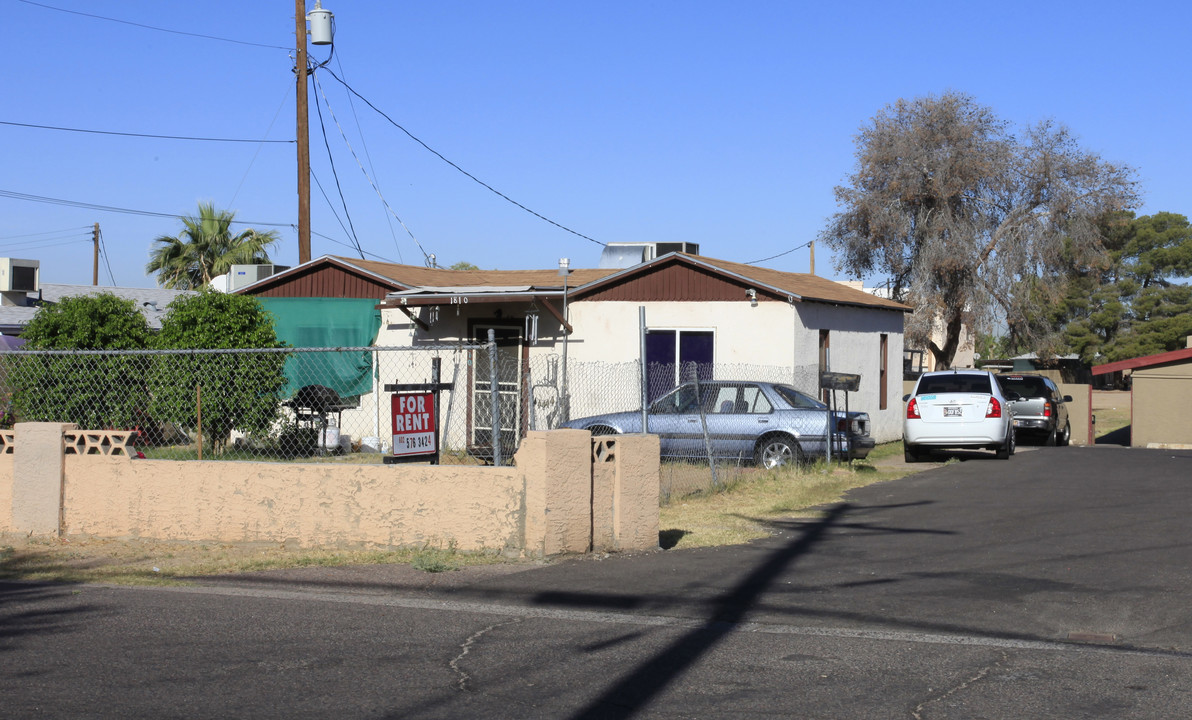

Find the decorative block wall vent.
xmin=63 ymin=430 xmax=137 ymax=456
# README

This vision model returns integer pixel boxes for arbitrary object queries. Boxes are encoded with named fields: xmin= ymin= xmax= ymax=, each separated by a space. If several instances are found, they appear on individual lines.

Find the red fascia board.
xmin=1091 ymin=347 xmax=1192 ymax=375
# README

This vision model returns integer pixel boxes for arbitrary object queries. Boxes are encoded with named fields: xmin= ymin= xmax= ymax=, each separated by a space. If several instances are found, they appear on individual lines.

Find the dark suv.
xmin=998 ymin=374 xmax=1073 ymax=446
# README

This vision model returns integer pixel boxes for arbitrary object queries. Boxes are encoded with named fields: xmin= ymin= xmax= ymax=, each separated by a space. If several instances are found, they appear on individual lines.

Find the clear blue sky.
xmin=4 ymin=1 xmax=1188 ymax=288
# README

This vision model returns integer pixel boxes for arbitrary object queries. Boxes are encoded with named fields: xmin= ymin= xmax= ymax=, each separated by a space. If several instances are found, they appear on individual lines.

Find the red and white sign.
xmin=391 ymin=392 xmax=437 ymax=457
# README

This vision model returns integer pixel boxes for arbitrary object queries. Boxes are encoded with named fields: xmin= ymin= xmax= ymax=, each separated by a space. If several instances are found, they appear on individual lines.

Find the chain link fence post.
xmin=488 ymin=329 xmax=502 ymax=466
xmin=689 ymin=362 xmax=720 ymax=488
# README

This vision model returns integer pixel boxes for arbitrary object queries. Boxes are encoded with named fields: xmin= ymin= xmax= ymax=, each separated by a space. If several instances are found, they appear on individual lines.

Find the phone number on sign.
xmin=393 ymin=431 xmax=435 ymax=455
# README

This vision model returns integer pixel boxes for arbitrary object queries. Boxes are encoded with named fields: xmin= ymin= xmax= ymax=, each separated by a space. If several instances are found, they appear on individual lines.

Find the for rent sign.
xmin=391 ymin=392 xmax=437 ymax=458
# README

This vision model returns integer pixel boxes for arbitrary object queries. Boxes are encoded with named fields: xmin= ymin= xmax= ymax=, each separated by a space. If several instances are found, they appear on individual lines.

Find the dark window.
xmin=879 ymin=334 xmax=888 ymax=410
xmin=819 ymin=330 xmax=830 ymax=402
xmin=645 ymin=329 xmax=714 ymax=401
xmin=998 ymin=376 xmax=1050 ymax=399
xmin=775 ymin=385 xmax=827 ymax=409
xmin=916 ymin=374 xmax=993 ymax=395
xmin=650 ymin=384 xmax=700 ymax=415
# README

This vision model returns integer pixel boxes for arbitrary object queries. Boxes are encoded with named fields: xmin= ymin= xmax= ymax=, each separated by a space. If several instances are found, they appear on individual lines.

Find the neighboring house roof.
xmin=572 ymin=254 xmax=911 ymax=311
xmin=237 ymin=252 xmax=911 ymax=313
xmin=236 ymin=255 xmax=617 ymax=298
xmin=1092 ymin=347 xmax=1192 ymax=376
xmin=0 ymin=284 xmax=194 ymax=334
xmin=1012 ymin=353 xmax=1081 ymax=361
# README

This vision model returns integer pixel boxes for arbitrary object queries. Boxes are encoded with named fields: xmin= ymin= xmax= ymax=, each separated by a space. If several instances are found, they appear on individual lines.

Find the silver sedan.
xmin=562 ymin=380 xmax=874 ymax=468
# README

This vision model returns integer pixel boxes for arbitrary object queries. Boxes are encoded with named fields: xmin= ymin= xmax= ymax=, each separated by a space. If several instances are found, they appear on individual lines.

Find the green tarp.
xmin=257 ymin=298 xmax=382 ymax=400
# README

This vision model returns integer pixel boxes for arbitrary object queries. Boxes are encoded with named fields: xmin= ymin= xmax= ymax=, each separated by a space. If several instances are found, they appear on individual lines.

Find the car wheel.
xmin=1044 ymin=426 xmax=1058 ymax=446
xmin=904 ymin=443 xmax=921 ymax=463
xmin=755 ymin=435 xmax=802 ymax=469
xmin=996 ymin=427 xmax=1015 ymax=459
xmin=1058 ymin=422 xmax=1071 ymax=446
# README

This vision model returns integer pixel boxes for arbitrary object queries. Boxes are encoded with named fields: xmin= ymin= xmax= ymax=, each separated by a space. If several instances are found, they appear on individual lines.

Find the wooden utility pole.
xmin=92 ymin=223 xmax=100 ymax=285
xmin=809 ymin=240 xmax=815 ymax=275
xmin=295 ymin=0 xmax=311 ymax=264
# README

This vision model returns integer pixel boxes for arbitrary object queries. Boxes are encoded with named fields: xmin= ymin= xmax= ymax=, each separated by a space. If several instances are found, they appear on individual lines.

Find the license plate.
xmin=943 ymin=407 xmax=962 ymax=417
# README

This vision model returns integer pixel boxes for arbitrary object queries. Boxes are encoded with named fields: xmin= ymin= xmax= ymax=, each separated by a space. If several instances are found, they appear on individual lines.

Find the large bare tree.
xmin=820 ymin=91 xmax=1139 ymax=369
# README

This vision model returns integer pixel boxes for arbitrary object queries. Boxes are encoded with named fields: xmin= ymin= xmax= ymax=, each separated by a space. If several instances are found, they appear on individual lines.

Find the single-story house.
xmin=1092 ymin=344 xmax=1192 ymax=449
xmin=239 ymin=251 xmax=910 ymax=451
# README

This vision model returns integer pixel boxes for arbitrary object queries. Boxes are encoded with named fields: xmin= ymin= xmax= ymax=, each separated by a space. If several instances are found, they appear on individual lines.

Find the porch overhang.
xmin=378 ymin=287 xmax=573 ymax=334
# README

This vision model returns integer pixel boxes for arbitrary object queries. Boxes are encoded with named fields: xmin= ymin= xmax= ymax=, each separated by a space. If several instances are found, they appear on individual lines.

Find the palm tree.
xmin=146 ymin=203 xmax=280 ymax=289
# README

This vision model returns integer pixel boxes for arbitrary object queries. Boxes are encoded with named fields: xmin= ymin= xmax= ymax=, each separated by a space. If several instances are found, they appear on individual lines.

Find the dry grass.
xmin=1092 ymin=390 xmax=1132 ymax=440
xmin=0 ymin=537 xmax=506 ymax=586
xmin=660 ymin=457 xmax=911 ymax=549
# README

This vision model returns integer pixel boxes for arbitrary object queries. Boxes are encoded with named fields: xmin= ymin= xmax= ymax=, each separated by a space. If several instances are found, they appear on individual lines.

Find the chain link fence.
xmin=0 ymin=345 xmax=836 ymax=500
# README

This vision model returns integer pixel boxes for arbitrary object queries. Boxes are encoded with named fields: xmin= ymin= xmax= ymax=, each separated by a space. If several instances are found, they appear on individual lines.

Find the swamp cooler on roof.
xmin=598 ymin=242 xmax=700 ymax=269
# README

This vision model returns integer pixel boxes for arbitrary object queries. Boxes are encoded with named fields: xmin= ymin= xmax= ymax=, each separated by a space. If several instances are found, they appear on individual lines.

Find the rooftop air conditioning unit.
xmin=598 ymin=242 xmax=701 ymax=269
xmin=229 ymin=264 xmax=288 ymax=292
xmin=653 ymin=242 xmax=700 ymax=257
xmin=0 ymin=258 xmax=40 ymax=293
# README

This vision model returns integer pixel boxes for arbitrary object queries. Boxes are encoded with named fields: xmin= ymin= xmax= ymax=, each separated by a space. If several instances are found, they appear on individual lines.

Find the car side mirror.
xmin=1062 ymin=395 xmax=1073 ymax=403
xmin=902 ymin=394 xmax=911 ymax=402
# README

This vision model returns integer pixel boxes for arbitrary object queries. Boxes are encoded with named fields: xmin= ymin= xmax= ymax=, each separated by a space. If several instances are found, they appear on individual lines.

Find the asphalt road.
xmin=3 ymin=446 xmax=1191 ymax=719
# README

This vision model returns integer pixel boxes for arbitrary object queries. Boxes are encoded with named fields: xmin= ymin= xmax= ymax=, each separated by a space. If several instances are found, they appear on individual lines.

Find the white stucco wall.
xmin=793 ymin=303 xmax=905 ymax=442
xmin=350 ymin=300 xmax=904 ymax=447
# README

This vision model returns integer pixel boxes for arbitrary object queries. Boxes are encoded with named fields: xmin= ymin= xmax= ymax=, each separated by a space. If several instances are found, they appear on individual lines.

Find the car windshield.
xmin=998 ymin=376 xmax=1049 ymax=398
xmin=773 ymin=385 xmax=826 ymax=409
xmin=916 ymin=374 xmax=992 ymax=395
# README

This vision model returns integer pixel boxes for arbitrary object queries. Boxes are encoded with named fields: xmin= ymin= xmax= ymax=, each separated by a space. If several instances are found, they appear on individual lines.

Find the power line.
xmin=310 ymin=229 xmax=396 ymax=263
xmin=745 ymin=241 xmax=813 ymax=266
xmin=310 ymin=86 xmax=364 ymax=259
xmin=96 ymin=227 xmax=117 ymax=286
xmin=310 ymin=171 xmax=357 ymax=248
xmin=334 ymin=53 xmax=403 ymax=264
xmin=320 ymin=67 xmax=606 ymax=248
xmin=0 ymin=187 xmax=371 ymax=265
xmin=17 ymin=0 xmax=290 ymax=50
xmin=228 ymin=87 xmax=294 ymax=207
xmin=312 ymin=71 xmax=429 ymax=263
xmin=0 ymin=226 xmax=91 ymax=240
xmin=0 ymin=236 xmax=92 ymax=251
xmin=0 ymin=189 xmax=292 ymax=228
xmin=0 ymin=120 xmax=294 ymax=144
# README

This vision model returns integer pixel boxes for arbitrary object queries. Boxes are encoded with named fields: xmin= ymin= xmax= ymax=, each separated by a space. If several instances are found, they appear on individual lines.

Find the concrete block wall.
xmin=0 ymin=426 xmax=660 ymax=558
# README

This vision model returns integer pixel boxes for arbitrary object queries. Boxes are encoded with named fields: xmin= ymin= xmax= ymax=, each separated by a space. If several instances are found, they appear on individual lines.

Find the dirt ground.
xmin=1091 ymin=389 xmax=1131 ymax=443
xmin=1091 ymin=389 xmax=1131 ymax=410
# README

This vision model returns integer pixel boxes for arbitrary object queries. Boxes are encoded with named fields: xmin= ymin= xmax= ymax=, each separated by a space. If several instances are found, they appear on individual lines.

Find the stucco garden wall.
xmin=0 ymin=425 xmax=659 ymax=558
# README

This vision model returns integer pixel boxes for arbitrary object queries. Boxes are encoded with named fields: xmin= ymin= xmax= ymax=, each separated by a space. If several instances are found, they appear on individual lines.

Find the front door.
xmin=471 ymin=324 xmax=522 ymax=459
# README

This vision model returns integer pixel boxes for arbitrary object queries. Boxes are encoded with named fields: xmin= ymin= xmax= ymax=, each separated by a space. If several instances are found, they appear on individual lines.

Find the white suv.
xmin=903 ymin=370 xmax=1019 ymax=462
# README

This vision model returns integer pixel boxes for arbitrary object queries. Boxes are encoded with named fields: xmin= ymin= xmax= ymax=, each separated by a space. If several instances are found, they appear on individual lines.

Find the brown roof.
xmin=338 ymin=257 xmax=617 ymax=290
xmin=690 ymin=255 xmax=911 ymax=311
xmin=1092 ymin=347 xmax=1192 ymax=375
xmin=574 ymin=253 xmax=910 ymax=311
xmin=246 ymin=254 xmax=910 ymax=313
